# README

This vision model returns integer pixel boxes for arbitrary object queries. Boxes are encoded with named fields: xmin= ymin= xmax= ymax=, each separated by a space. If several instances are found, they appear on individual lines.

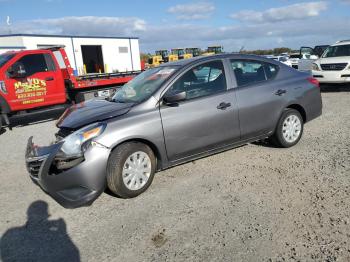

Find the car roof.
xmin=159 ymin=53 xmax=281 ymax=68
xmin=334 ymin=40 xmax=350 ymax=46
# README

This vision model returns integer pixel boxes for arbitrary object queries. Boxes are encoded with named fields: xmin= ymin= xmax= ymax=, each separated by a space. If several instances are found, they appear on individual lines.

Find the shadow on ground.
xmin=320 ymin=84 xmax=350 ymax=92
xmin=0 ymin=201 xmax=80 ymax=262
xmin=251 ymin=139 xmax=280 ymax=148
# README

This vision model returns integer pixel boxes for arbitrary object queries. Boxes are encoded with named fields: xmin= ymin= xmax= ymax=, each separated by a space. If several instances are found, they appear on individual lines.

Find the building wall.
xmin=0 ymin=35 xmax=141 ymax=74
xmin=0 ymin=36 xmax=25 ymax=54
xmin=0 ymin=36 xmax=24 ymax=47
xmin=130 ymin=39 xmax=141 ymax=71
xmin=0 ymin=48 xmax=22 ymax=54
xmin=21 ymin=36 xmax=75 ymax=68
xmin=71 ymin=37 xmax=141 ymax=73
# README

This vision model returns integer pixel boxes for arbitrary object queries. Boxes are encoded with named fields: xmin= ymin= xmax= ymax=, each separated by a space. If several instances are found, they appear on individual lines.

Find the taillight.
xmin=307 ymin=77 xmax=319 ymax=88
xmin=0 ymin=80 xmax=7 ymax=94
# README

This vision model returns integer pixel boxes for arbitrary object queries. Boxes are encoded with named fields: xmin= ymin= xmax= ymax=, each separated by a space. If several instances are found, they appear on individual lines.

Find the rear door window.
xmin=231 ymin=60 xmax=278 ymax=87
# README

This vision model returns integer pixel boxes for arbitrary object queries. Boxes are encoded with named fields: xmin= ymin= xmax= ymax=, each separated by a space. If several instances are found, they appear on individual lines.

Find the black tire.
xmin=270 ymin=109 xmax=304 ymax=148
xmin=107 ymin=142 xmax=156 ymax=198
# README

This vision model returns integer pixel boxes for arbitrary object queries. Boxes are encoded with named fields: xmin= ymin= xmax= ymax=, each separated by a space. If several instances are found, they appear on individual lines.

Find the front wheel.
xmin=270 ymin=109 xmax=304 ymax=148
xmin=107 ymin=142 xmax=156 ymax=198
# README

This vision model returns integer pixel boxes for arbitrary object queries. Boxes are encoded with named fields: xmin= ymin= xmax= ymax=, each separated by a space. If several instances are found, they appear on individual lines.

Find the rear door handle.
xmin=275 ymin=89 xmax=287 ymax=96
xmin=217 ymin=102 xmax=231 ymax=110
xmin=45 ymin=77 xmax=54 ymax=81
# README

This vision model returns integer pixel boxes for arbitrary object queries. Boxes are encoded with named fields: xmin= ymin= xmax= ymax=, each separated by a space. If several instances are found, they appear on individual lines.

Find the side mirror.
xmin=310 ymin=55 xmax=319 ymax=60
xmin=163 ymin=91 xmax=186 ymax=105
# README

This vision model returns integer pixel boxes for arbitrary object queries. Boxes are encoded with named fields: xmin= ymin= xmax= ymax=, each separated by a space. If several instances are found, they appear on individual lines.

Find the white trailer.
xmin=0 ymin=34 xmax=141 ymax=75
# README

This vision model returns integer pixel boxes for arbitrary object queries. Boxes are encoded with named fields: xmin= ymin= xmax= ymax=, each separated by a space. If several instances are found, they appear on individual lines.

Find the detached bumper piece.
xmin=25 ymin=136 xmax=108 ymax=208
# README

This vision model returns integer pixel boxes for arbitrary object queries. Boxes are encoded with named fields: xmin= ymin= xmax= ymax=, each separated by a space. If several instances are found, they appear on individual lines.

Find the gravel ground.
xmin=0 ymin=90 xmax=349 ymax=262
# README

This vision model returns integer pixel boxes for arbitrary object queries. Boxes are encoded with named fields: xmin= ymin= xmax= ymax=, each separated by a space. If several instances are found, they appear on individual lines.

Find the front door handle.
xmin=45 ymin=77 xmax=54 ymax=81
xmin=275 ymin=89 xmax=287 ymax=96
xmin=217 ymin=102 xmax=231 ymax=110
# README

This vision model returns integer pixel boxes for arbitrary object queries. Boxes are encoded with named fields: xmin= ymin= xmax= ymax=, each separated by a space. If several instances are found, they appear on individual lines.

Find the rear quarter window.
xmin=264 ymin=63 xmax=279 ymax=80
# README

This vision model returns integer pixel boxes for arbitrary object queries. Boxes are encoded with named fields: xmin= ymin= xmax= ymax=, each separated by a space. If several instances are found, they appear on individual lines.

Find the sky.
xmin=0 ymin=0 xmax=349 ymax=53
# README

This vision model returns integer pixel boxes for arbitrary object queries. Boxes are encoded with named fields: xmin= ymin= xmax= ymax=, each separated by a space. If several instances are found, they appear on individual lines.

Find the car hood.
xmin=316 ymin=56 xmax=350 ymax=64
xmin=56 ymin=99 xmax=134 ymax=130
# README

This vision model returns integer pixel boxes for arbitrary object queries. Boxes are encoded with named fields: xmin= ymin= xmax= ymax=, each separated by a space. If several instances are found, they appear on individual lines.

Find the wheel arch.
xmin=110 ymin=138 xmax=163 ymax=171
xmin=286 ymin=103 xmax=307 ymax=123
xmin=0 ymin=95 xmax=11 ymax=114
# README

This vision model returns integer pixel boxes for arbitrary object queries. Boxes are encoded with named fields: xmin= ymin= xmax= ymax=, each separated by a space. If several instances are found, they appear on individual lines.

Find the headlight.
xmin=312 ymin=63 xmax=320 ymax=71
xmin=60 ymin=123 xmax=106 ymax=157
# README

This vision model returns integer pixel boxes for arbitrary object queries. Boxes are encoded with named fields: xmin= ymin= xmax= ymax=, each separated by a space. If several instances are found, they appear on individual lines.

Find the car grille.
xmin=27 ymin=157 xmax=46 ymax=178
xmin=320 ymin=63 xmax=348 ymax=71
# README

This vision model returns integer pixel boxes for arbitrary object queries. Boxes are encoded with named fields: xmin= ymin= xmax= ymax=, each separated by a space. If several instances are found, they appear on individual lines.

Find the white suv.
xmin=312 ymin=40 xmax=350 ymax=84
xmin=289 ymin=53 xmax=301 ymax=69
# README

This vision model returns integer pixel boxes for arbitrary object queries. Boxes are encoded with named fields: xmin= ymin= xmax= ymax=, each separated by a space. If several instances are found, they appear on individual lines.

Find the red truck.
xmin=0 ymin=46 xmax=141 ymax=129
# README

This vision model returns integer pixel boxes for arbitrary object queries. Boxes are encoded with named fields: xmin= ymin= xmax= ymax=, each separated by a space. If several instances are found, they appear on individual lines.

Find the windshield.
xmin=112 ymin=66 xmax=178 ymax=103
xmin=0 ymin=53 xmax=15 ymax=68
xmin=322 ymin=45 xmax=350 ymax=58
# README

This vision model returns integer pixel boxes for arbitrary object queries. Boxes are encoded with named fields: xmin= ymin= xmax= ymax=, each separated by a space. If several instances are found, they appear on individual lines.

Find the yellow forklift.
xmin=147 ymin=55 xmax=163 ymax=68
xmin=185 ymin=47 xmax=201 ymax=57
xmin=203 ymin=46 xmax=223 ymax=56
xmin=148 ymin=49 xmax=175 ymax=67
xmin=156 ymin=50 xmax=179 ymax=63
xmin=171 ymin=48 xmax=192 ymax=60
xmin=155 ymin=50 xmax=170 ymax=63
xmin=155 ymin=49 xmax=178 ymax=63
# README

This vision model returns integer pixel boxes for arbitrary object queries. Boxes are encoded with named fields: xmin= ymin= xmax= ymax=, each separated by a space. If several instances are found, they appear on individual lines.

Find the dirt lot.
xmin=0 ymin=89 xmax=349 ymax=262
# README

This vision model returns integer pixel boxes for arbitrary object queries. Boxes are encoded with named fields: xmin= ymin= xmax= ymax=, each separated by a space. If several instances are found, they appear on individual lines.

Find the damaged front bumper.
xmin=25 ymin=136 xmax=110 ymax=208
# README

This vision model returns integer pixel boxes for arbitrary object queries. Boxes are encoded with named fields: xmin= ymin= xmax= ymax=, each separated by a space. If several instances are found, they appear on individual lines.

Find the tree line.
xmin=238 ymin=47 xmax=298 ymax=55
xmin=140 ymin=47 xmax=299 ymax=61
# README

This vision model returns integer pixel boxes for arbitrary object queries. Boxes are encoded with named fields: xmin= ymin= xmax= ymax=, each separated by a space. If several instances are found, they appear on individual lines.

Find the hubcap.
xmin=122 ymin=151 xmax=152 ymax=191
xmin=282 ymin=114 xmax=302 ymax=143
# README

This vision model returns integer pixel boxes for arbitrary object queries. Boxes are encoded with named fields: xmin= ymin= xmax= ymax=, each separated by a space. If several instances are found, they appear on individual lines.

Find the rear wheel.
xmin=107 ymin=142 xmax=156 ymax=198
xmin=270 ymin=109 xmax=304 ymax=148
